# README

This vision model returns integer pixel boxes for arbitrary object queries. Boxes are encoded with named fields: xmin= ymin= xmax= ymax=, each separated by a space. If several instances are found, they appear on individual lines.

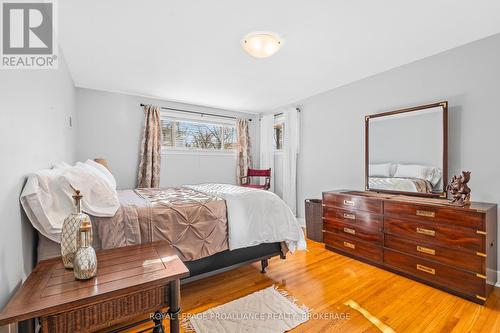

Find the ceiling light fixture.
xmin=241 ymin=33 xmax=282 ymax=58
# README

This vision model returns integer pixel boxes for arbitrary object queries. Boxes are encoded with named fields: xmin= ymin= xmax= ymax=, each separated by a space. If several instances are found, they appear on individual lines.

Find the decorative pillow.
xmin=369 ymin=163 xmax=393 ymax=177
xmin=85 ymin=159 xmax=117 ymax=189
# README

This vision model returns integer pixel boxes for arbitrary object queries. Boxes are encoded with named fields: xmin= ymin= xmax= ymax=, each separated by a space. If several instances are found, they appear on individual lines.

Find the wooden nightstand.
xmin=0 ymin=241 xmax=189 ymax=333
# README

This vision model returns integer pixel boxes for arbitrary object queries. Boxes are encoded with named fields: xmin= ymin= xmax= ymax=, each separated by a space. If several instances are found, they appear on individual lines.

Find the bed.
xmin=23 ymin=164 xmax=305 ymax=281
xmin=368 ymin=163 xmax=442 ymax=194
xmin=368 ymin=176 xmax=434 ymax=193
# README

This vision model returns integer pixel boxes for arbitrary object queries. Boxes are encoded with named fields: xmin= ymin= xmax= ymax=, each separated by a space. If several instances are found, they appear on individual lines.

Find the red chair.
xmin=241 ymin=168 xmax=271 ymax=190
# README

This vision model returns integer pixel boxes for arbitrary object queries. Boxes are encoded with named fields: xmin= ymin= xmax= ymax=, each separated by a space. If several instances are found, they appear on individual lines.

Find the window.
xmin=273 ymin=114 xmax=285 ymax=150
xmin=161 ymin=114 xmax=237 ymax=152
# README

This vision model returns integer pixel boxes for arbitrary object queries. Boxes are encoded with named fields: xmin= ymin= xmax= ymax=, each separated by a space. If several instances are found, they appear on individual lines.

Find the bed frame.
xmin=35 ymin=231 xmax=286 ymax=282
xmin=182 ymin=242 xmax=286 ymax=283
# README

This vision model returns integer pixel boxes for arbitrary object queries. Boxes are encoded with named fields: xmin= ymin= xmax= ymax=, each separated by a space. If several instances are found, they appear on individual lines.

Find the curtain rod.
xmin=140 ymin=104 xmax=252 ymax=121
xmin=273 ymin=107 xmax=301 ymax=117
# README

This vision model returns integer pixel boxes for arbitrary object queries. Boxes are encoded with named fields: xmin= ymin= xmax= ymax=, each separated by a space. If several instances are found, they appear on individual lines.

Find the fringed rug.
xmin=184 ymin=285 xmax=310 ymax=333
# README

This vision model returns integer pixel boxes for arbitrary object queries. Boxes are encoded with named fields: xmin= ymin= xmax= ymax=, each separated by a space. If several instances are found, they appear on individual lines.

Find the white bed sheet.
xmin=186 ymin=184 xmax=307 ymax=252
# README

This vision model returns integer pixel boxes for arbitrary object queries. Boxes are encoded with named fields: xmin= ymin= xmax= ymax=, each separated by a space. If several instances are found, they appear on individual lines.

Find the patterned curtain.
xmin=137 ymin=105 xmax=161 ymax=188
xmin=236 ymin=119 xmax=253 ymax=185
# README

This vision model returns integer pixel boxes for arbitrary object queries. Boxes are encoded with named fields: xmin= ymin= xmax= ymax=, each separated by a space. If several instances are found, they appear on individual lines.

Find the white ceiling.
xmin=60 ymin=1 xmax=500 ymax=112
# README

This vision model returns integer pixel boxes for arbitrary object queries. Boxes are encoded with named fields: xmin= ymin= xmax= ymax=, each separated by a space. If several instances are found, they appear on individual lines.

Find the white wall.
xmin=75 ymin=88 xmax=259 ymax=189
xmin=295 ymin=32 xmax=500 ymax=271
xmin=0 ymin=53 xmax=76 ymax=326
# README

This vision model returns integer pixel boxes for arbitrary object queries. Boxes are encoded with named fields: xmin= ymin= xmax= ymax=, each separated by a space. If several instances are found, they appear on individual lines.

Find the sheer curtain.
xmin=282 ymin=107 xmax=300 ymax=215
xmin=259 ymin=114 xmax=275 ymax=191
xmin=137 ymin=105 xmax=162 ymax=188
xmin=236 ymin=119 xmax=253 ymax=185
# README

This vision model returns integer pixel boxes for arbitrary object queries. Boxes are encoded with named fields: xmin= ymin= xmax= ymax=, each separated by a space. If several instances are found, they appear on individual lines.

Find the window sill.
xmin=161 ymin=149 xmax=237 ymax=156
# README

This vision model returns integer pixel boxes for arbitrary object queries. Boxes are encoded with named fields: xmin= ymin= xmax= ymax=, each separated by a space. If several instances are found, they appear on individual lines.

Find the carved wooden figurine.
xmin=448 ymin=171 xmax=471 ymax=205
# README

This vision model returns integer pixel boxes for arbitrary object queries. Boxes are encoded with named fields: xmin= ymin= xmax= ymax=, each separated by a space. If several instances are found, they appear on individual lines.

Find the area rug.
xmin=184 ymin=285 xmax=310 ymax=333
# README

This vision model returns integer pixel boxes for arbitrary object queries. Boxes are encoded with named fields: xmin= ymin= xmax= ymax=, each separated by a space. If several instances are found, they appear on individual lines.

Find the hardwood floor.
xmin=130 ymin=240 xmax=500 ymax=332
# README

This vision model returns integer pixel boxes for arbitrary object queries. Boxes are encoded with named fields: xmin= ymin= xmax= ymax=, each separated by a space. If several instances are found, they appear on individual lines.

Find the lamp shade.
xmin=242 ymin=33 xmax=282 ymax=58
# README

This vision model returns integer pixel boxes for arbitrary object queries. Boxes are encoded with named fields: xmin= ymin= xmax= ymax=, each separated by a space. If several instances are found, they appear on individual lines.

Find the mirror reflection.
xmin=368 ymin=105 xmax=445 ymax=195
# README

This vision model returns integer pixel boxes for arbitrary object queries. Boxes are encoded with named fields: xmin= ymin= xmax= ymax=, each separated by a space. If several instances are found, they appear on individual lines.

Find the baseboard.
xmin=486 ymin=268 xmax=500 ymax=287
xmin=495 ymin=269 xmax=500 ymax=287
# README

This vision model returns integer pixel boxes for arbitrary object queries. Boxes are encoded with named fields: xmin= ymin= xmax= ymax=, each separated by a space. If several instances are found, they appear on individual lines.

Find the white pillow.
xmin=20 ymin=165 xmax=73 ymax=242
xmin=429 ymin=167 xmax=442 ymax=186
xmin=394 ymin=164 xmax=437 ymax=183
xmin=20 ymin=163 xmax=120 ymax=243
xmin=369 ymin=163 xmax=392 ymax=177
xmin=60 ymin=163 xmax=120 ymax=217
xmin=85 ymin=159 xmax=116 ymax=189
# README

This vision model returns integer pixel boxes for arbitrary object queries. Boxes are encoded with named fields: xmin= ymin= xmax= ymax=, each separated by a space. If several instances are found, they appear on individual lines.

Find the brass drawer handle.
xmin=343 ymin=213 xmax=356 ymax=220
xmin=416 ymin=264 xmax=435 ymax=275
xmin=343 ymin=241 xmax=355 ymax=249
xmin=476 ymin=273 xmax=486 ymax=280
xmin=343 ymin=227 xmax=356 ymax=235
xmin=417 ymin=245 xmax=435 ymax=255
xmin=476 ymin=295 xmax=486 ymax=301
xmin=343 ymin=200 xmax=355 ymax=206
xmin=416 ymin=227 xmax=436 ymax=237
xmin=416 ymin=210 xmax=435 ymax=218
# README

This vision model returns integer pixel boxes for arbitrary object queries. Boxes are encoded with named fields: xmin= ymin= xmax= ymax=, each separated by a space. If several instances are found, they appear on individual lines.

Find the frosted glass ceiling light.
xmin=242 ymin=33 xmax=282 ymax=58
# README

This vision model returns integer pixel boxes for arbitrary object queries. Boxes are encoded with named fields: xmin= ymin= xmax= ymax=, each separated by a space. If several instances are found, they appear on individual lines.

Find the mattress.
xmin=37 ymin=184 xmax=306 ymax=263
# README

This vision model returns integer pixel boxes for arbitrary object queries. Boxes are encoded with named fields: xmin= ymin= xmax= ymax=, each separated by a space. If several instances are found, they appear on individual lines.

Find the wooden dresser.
xmin=322 ymin=190 xmax=497 ymax=303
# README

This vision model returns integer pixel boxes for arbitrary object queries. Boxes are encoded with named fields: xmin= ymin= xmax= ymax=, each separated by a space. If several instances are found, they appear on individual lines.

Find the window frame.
xmin=273 ymin=114 xmax=285 ymax=152
xmin=160 ymin=111 xmax=238 ymax=155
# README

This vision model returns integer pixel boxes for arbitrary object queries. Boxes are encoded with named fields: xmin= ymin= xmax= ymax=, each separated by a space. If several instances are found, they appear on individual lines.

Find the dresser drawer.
xmin=322 ymin=206 xmax=382 ymax=230
xmin=323 ymin=232 xmax=382 ymax=263
xmin=384 ymin=217 xmax=484 ymax=252
xmin=323 ymin=192 xmax=383 ymax=214
xmin=384 ymin=249 xmax=485 ymax=298
xmin=384 ymin=234 xmax=484 ymax=273
xmin=324 ymin=220 xmax=382 ymax=243
xmin=384 ymin=201 xmax=484 ymax=229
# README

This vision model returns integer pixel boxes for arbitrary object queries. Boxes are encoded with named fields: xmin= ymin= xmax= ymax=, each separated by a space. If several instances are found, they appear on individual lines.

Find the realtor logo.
xmin=1 ymin=0 xmax=58 ymax=69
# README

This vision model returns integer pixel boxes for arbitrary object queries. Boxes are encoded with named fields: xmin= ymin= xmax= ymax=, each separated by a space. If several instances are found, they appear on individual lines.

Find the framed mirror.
xmin=365 ymin=102 xmax=448 ymax=198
